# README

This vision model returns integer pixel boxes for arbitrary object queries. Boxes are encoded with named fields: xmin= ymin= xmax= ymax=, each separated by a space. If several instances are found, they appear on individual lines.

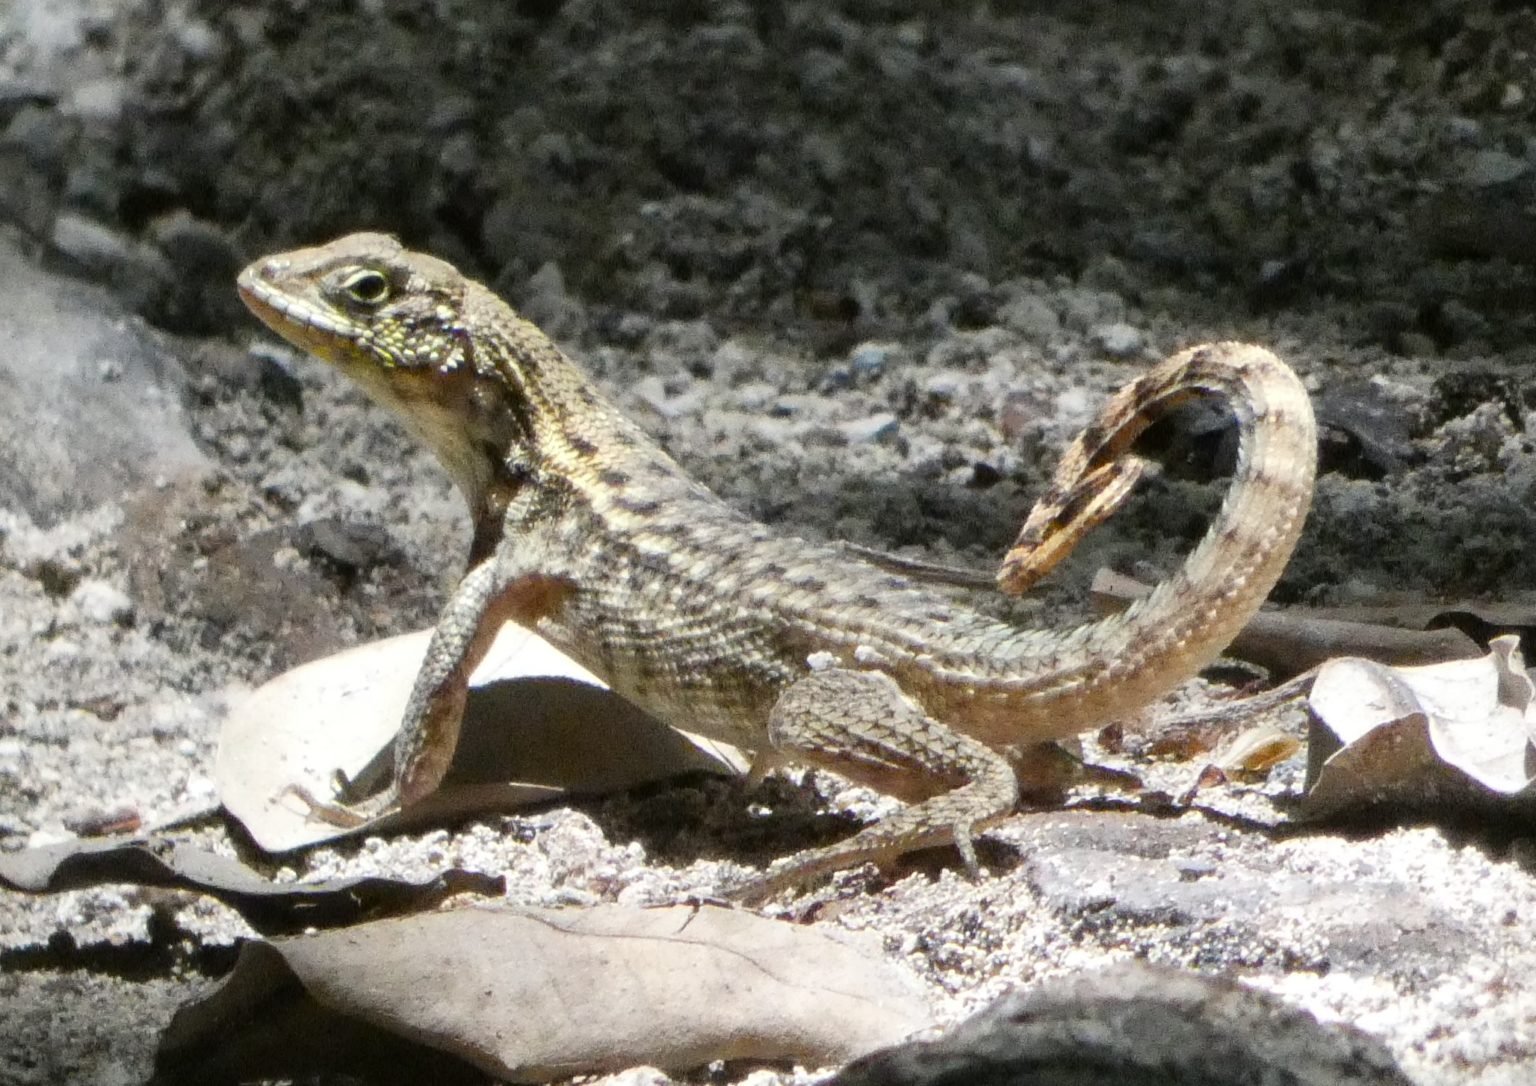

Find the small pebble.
xmin=69 ymin=579 xmax=133 ymax=625
xmin=998 ymin=293 xmax=1061 ymax=341
xmin=1461 ymin=148 xmax=1527 ymax=188
xmin=848 ymin=341 xmax=893 ymax=379
xmin=1091 ymin=322 xmax=1145 ymax=358
xmin=841 ymin=414 xmax=897 ymax=445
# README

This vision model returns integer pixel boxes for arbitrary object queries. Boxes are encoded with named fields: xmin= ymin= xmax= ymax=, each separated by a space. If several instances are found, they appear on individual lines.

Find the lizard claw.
xmin=277 ymin=778 xmax=398 ymax=829
xmin=277 ymin=783 xmax=370 ymax=828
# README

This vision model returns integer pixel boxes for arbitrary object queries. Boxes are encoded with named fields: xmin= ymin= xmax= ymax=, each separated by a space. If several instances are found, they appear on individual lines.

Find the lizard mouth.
xmin=237 ymin=263 xmax=360 ymax=362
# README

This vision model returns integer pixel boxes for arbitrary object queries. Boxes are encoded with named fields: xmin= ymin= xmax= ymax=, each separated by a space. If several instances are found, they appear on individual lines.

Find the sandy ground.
xmin=4 ymin=1 xmax=1536 ymax=1083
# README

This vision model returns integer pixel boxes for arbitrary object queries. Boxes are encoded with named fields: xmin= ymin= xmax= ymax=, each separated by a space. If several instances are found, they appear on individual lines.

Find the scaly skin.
xmin=237 ymin=233 xmax=1316 ymax=896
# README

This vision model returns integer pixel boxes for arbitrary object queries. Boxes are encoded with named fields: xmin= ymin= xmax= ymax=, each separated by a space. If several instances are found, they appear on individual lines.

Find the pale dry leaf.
xmin=1302 ymin=634 xmax=1536 ymax=817
xmin=219 ymin=624 xmax=745 ymax=852
xmin=156 ymin=904 xmax=934 ymax=1084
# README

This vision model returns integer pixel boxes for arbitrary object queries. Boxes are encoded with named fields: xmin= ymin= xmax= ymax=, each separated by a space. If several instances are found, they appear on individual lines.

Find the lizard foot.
xmin=728 ymin=834 xmax=989 ymax=906
xmin=741 ymin=668 xmax=1015 ymax=899
xmin=724 ymin=857 xmax=869 ymax=907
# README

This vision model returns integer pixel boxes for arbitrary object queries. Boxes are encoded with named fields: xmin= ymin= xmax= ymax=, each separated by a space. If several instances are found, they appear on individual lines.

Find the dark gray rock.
xmin=142 ymin=210 xmax=248 ymax=333
xmin=831 ymin=962 xmax=1414 ymax=1086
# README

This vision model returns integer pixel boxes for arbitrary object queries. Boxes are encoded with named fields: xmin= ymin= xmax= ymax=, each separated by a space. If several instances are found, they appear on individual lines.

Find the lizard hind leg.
xmin=741 ymin=668 xmax=1019 ymax=901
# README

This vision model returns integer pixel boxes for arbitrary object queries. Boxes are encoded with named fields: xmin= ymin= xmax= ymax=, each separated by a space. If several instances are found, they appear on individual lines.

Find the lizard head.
xmin=237 ymin=231 xmax=472 ymax=388
xmin=238 ymin=232 xmax=526 ymax=517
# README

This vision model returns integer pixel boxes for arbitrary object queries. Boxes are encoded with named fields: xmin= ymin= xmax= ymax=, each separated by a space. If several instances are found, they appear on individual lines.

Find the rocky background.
xmin=4 ymin=0 xmax=1536 ymax=1083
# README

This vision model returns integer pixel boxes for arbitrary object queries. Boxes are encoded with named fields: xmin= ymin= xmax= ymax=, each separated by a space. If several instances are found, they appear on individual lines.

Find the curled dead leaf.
xmin=0 ymin=838 xmax=500 ymax=934
xmin=1302 ymin=635 xmax=1536 ymax=817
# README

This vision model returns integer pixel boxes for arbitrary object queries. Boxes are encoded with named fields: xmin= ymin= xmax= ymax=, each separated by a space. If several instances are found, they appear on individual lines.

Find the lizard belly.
xmin=533 ymin=608 xmax=798 ymax=750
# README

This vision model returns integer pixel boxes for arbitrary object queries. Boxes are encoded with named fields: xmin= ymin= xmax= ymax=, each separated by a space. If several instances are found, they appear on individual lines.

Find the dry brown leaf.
xmin=1301 ymin=634 xmax=1536 ymax=817
xmin=1320 ymin=599 xmax=1536 ymax=638
xmin=219 ymin=625 xmax=746 ymax=851
xmin=1092 ymin=569 xmax=1483 ymax=674
xmin=1213 ymin=725 xmax=1301 ymax=776
xmin=0 ymin=838 xmax=500 ymax=934
xmin=156 ymin=904 xmax=933 ymax=1084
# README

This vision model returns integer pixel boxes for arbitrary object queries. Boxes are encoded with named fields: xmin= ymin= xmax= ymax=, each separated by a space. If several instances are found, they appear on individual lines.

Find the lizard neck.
xmin=453 ymin=286 xmax=683 ymax=555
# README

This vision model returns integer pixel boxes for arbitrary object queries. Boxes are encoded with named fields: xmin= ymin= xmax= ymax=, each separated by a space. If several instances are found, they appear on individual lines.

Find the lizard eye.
xmin=340 ymin=268 xmax=391 ymax=306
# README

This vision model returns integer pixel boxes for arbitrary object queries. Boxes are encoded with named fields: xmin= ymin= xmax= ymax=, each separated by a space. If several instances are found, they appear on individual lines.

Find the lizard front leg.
xmin=295 ymin=556 xmax=574 ymax=827
xmin=737 ymin=668 xmax=1019 ymax=902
